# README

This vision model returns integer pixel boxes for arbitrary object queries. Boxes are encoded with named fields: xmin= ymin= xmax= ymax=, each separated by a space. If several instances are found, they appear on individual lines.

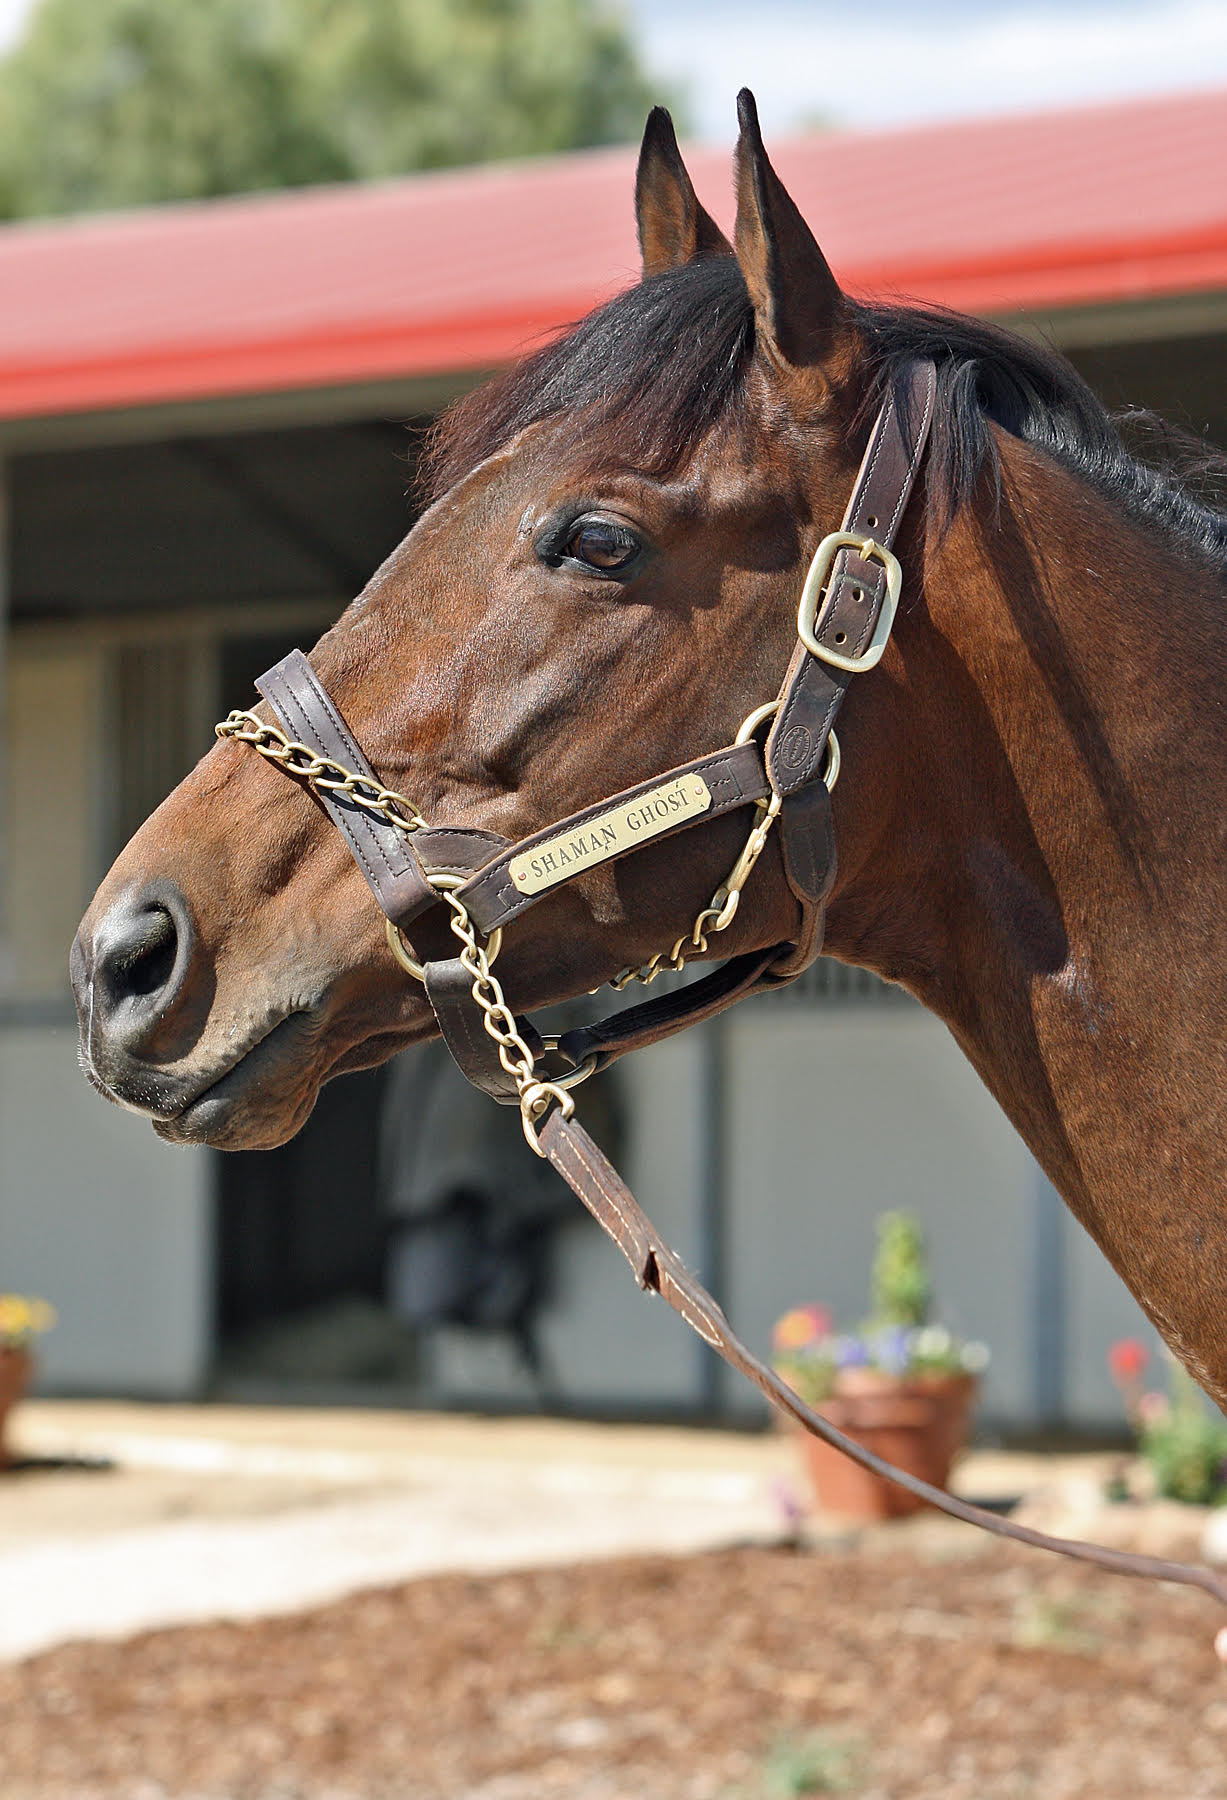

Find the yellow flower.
xmin=0 ymin=1294 xmax=56 ymax=1345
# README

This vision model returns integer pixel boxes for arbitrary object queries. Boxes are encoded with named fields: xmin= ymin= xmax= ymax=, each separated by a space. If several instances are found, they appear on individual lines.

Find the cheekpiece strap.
xmin=766 ymin=359 xmax=937 ymax=797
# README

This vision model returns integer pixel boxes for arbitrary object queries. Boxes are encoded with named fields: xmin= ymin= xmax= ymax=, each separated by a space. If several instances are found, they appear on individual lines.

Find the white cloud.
xmin=0 ymin=0 xmax=31 ymax=52
xmin=628 ymin=0 xmax=1227 ymax=138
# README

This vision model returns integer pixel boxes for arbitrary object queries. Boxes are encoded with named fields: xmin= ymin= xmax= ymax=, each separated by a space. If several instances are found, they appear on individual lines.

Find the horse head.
xmin=73 ymin=95 xmax=915 ymax=1151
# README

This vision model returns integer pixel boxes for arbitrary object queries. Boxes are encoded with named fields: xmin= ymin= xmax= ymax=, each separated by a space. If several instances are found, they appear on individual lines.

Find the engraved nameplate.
xmin=508 ymin=774 xmax=713 ymax=895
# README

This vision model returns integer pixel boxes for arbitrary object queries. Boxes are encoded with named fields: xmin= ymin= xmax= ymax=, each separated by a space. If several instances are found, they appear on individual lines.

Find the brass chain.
xmin=216 ymin=712 xmax=426 ymax=835
xmin=216 ymin=708 xmax=573 ymax=1151
xmin=609 ymin=721 xmax=839 ymax=992
xmin=434 ymin=885 xmax=576 ymax=1155
xmin=609 ymin=791 xmax=783 ymax=991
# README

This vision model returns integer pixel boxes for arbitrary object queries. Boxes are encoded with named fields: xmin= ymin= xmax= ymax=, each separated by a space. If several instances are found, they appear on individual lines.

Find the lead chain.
xmin=218 ymin=707 xmax=783 ymax=1003
xmin=435 ymin=884 xmax=576 ymax=1154
xmin=216 ymin=712 xmax=426 ymax=834
xmin=217 ymin=708 xmax=786 ymax=1122
xmin=611 ymin=722 xmax=841 ymax=992
xmin=610 ymin=791 xmax=784 ymax=991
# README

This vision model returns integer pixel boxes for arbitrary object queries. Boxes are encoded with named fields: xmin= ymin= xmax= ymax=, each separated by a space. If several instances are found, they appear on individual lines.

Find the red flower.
xmin=772 ymin=1305 xmax=833 ymax=1352
xmin=1108 ymin=1338 xmax=1149 ymax=1383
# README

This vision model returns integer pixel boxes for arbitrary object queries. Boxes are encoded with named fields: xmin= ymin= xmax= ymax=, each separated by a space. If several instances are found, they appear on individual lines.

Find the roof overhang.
xmin=0 ymin=86 xmax=1223 ymax=426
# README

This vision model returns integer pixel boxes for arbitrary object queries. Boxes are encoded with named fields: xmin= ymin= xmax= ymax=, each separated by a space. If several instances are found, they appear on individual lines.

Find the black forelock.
xmin=420 ymin=257 xmax=756 ymax=499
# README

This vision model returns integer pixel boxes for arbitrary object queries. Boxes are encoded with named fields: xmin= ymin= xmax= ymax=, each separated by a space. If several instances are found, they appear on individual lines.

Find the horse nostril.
xmin=100 ymin=907 xmax=178 ymax=1005
xmin=87 ymin=882 xmax=195 ymax=1052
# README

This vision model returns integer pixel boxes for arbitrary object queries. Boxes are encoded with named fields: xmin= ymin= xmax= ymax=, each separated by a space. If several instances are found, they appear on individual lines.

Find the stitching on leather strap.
xmin=553 ymin=1126 xmax=653 ymax=1286
xmin=267 ymin=673 xmax=395 ymax=899
xmin=885 ymin=365 xmax=935 ymax=537
xmin=295 ymin=670 xmax=405 ymax=877
xmin=460 ymin=742 xmax=768 ymax=933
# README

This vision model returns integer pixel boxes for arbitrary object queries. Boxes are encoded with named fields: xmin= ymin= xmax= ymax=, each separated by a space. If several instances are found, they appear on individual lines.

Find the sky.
xmin=0 ymin=0 xmax=1225 ymax=140
xmin=624 ymin=0 xmax=1227 ymax=137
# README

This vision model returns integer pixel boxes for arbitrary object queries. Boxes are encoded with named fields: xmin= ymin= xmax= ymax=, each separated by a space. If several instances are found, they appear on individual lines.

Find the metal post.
xmin=1031 ymin=1159 xmax=1066 ymax=1427
xmin=695 ymin=1015 xmax=729 ymax=1416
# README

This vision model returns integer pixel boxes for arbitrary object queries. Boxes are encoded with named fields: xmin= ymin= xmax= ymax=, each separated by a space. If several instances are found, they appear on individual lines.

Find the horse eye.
xmin=564 ymin=518 xmax=640 ymax=572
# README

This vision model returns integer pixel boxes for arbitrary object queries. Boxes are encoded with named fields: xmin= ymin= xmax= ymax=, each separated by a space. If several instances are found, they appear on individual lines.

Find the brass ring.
xmin=539 ymin=1036 xmax=601 ymax=1091
xmin=734 ymin=699 xmax=780 ymax=746
xmin=823 ymin=730 xmax=841 ymax=793
xmin=520 ymin=1081 xmax=576 ymax=1155
xmin=384 ymin=873 xmax=503 ymax=983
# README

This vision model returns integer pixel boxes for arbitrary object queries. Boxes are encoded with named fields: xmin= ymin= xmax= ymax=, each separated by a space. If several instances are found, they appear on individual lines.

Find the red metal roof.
xmin=0 ymin=86 xmax=1224 ymax=422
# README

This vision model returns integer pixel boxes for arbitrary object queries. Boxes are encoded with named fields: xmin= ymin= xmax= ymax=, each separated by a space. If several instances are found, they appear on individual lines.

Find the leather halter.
xmin=246 ymin=364 xmax=934 ymax=1101
xmin=219 ymin=358 xmax=1227 ymax=1609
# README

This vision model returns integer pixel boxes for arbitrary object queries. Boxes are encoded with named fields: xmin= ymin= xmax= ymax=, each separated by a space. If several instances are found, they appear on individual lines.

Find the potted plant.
xmin=0 ymin=1293 xmax=55 ymax=1467
xmin=772 ymin=1212 xmax=988 ymax=1521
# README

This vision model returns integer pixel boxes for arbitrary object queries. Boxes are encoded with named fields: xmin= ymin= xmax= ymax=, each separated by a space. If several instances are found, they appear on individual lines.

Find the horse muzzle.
xmin=71 ymin=877 xmax=205 ymax=1106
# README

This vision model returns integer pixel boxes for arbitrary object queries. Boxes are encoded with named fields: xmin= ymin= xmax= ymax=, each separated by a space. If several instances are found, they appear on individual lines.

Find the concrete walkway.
xmin=0 ymin=1402 xmax=801 ymax=1661
xmin=0 ymin=1401 xmax=1122 ymax=1664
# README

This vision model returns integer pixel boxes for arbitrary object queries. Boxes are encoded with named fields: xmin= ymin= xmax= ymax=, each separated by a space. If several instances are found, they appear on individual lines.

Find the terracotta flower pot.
xmin=0 ymin=1348 xmax=32 ymax=1469
xmin=799 ymin=1369 xmax=978 ymax=1521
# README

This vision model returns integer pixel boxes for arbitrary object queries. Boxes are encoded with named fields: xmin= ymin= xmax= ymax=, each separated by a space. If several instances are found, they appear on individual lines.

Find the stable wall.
xmin=720 ymin=1002 xmax=1154 ymax=1430
xmin=0 ymin=1025 xmax=211 ymax=1394
xmin=0 ymin=626 xmax=213 ymax=1394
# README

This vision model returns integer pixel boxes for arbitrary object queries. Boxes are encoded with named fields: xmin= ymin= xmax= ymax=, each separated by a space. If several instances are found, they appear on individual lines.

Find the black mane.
xmin=423 ymin=256 xmax=1227 ymax=568
xmin=860 ymin=302 xmax=1227 ymax=566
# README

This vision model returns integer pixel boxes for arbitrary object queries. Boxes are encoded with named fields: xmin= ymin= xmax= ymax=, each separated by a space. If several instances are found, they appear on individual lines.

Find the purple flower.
xmin=835 ymin=1336 xmax=871 ymax=1368
xmin=874 ymin=1325 xmax=912 ymax=1377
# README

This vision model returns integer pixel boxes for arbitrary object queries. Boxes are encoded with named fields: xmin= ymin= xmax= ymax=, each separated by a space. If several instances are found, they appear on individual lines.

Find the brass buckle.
xmin=385 ymin=872 xmax=503 ymax=982
xmin=796 ymin=531 xmax=903 ymax=674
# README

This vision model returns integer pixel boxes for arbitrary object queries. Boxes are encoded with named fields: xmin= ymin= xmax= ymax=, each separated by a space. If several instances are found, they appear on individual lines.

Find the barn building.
xmin=2 ymin=89 xmax=1224 ymax=1428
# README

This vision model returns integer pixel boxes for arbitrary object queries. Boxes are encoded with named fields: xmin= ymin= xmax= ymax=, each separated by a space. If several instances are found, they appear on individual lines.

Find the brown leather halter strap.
xmin=232 ymin=360 xmax=1227 ymax=1609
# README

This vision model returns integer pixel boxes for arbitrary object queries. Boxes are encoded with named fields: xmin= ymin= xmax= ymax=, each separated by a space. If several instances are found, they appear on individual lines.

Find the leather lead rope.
xmin=538 ymin=1112 xmax=1227 ymax=1607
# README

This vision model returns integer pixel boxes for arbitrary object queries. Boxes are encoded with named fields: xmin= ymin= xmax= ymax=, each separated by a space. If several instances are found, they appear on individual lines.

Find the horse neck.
xmin=823 ymin=432 xmax=1227 ymax=1399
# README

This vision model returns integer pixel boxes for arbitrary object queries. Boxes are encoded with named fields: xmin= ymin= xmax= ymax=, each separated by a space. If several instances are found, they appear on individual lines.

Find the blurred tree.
xmin=0 ymin=0 xmax=667 ymax=218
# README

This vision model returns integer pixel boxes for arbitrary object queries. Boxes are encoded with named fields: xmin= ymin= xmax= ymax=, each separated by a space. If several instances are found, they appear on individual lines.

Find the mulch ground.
xmin=2 ymin=1538 xmax=1226 ymax=1800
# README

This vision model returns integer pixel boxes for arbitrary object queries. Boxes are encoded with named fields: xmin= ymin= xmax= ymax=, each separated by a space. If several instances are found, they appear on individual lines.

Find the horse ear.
xmin=635 ymin=106 xmax=732 ymax=277
xmin=733 ymin=89 xmax=846 ymax=370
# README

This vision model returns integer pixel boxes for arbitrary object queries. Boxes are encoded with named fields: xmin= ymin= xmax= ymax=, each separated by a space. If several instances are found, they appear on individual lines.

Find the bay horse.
xmin=73 ymin=94 xmax=1227 ymax=1451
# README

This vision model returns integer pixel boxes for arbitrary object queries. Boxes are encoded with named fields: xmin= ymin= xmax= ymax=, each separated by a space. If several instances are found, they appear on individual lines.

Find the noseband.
xmin=215 ymin=358 xmax=1227 ymax=1609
